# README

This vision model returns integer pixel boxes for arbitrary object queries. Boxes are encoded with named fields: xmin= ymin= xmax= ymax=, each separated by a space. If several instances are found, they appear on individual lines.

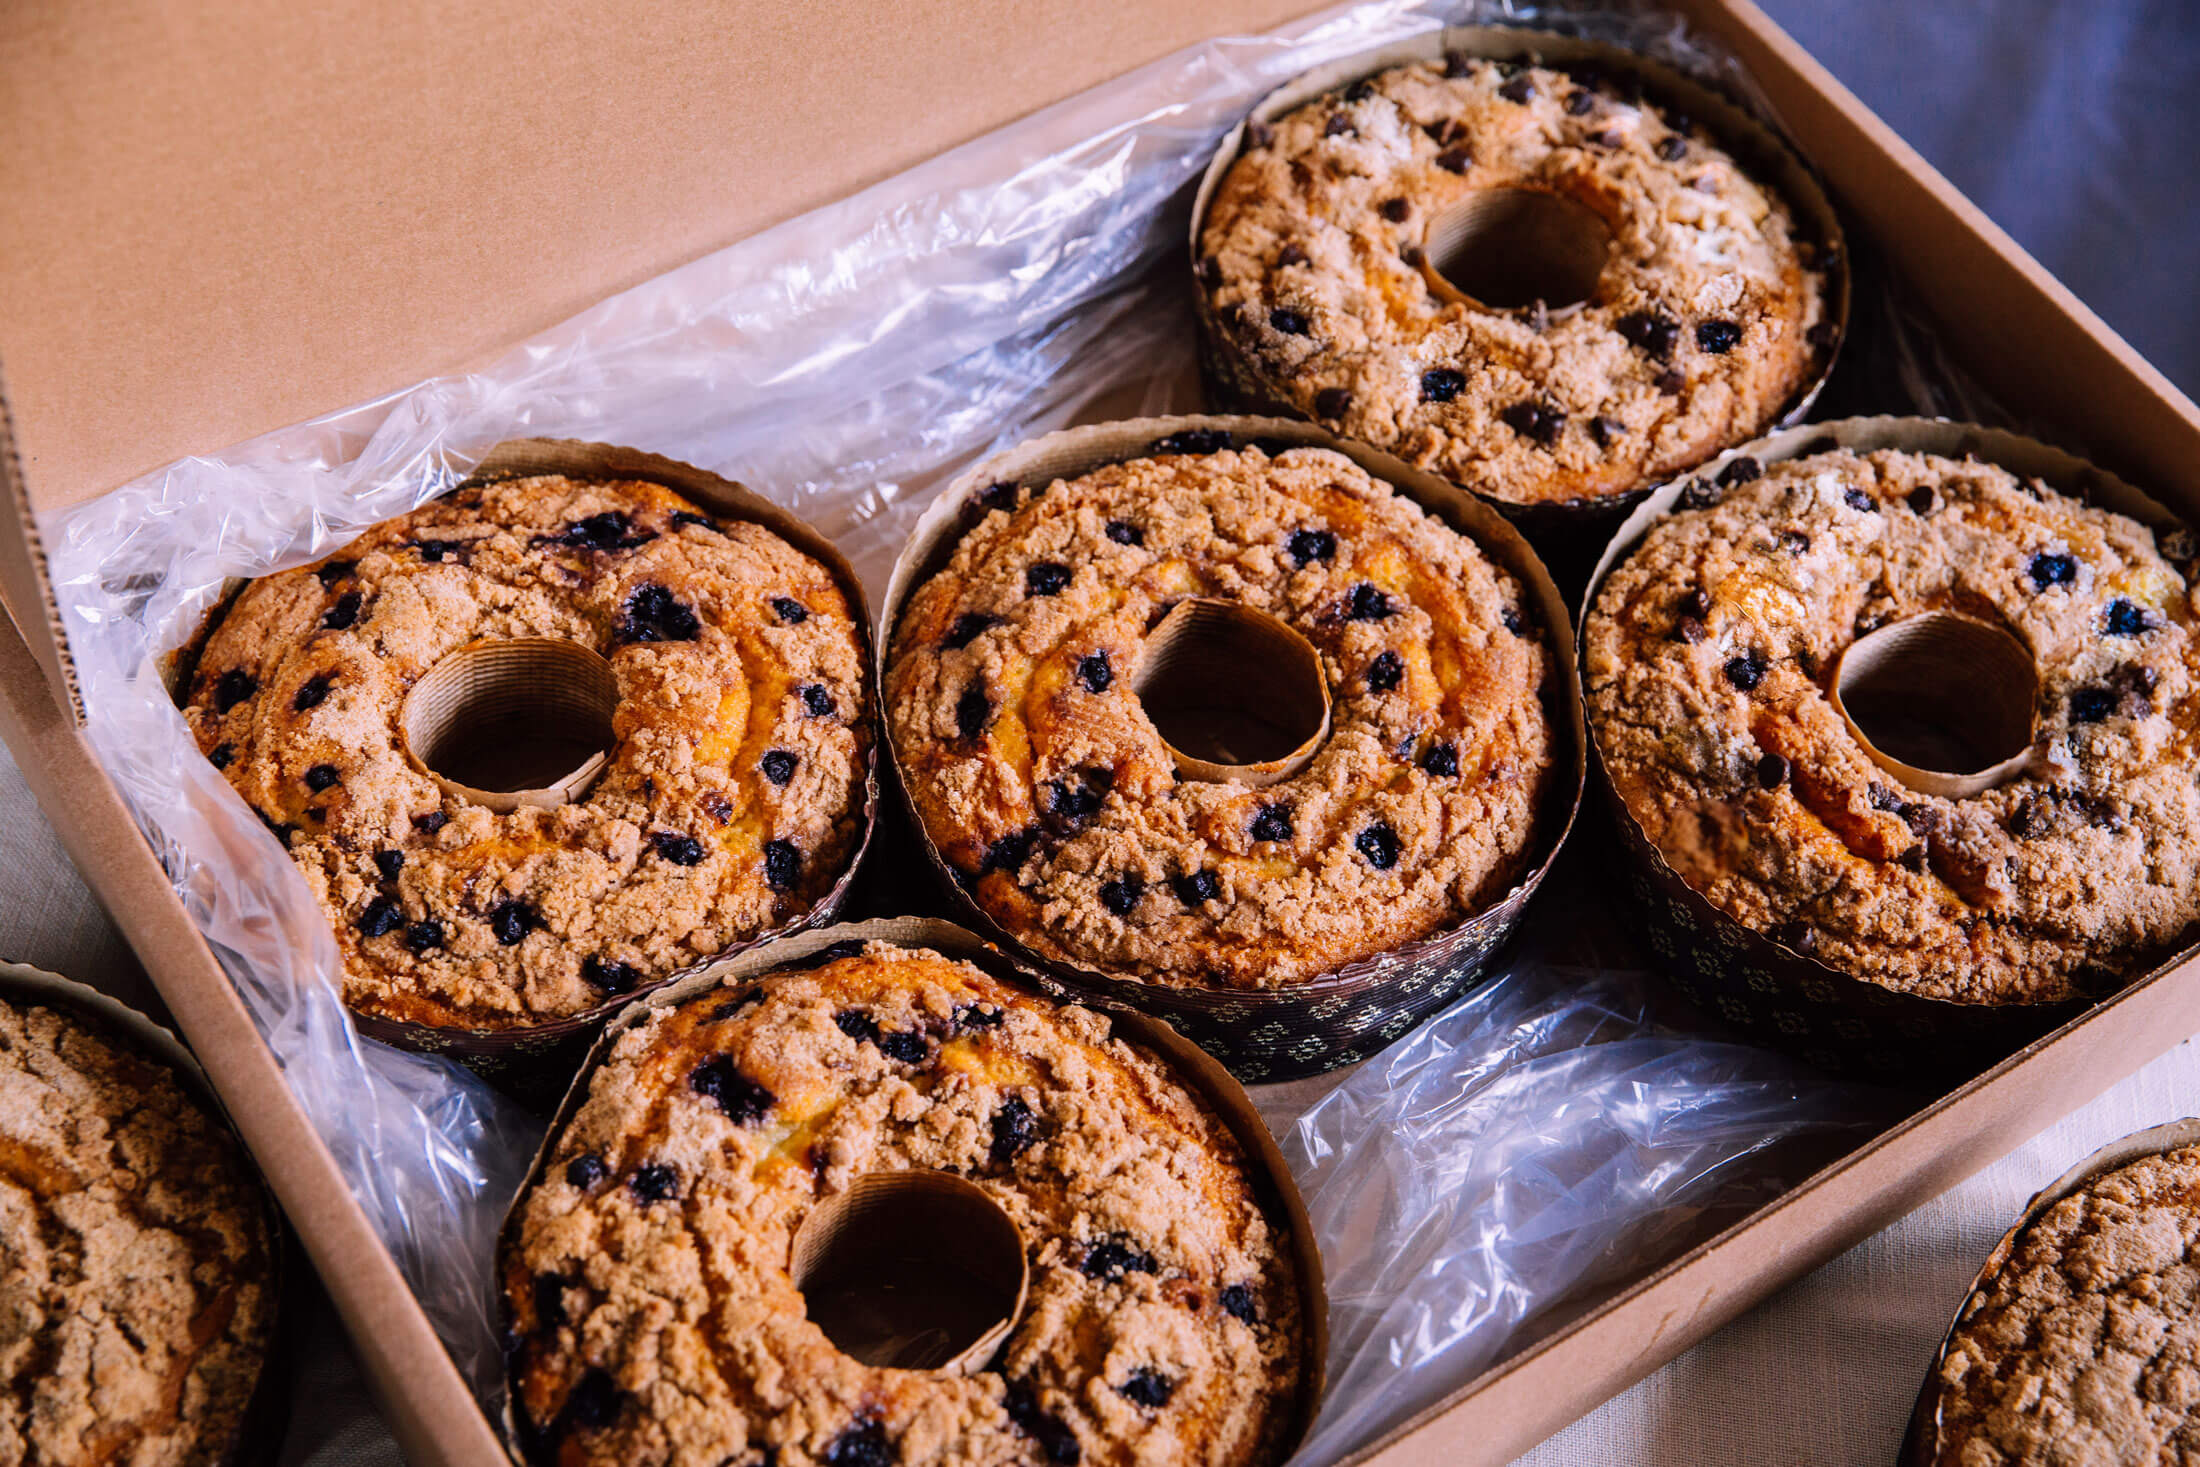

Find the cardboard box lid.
xmin=0 ymin=0 xmax=1327 ymax=517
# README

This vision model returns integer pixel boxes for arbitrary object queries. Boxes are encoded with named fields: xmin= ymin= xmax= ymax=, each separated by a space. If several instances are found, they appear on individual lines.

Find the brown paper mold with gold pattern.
xmin=1189 ymin=26 xmax=1850 ymax=588
xmin=1581 ymin=416 xmax=2197 ymax=1083
xmin=788 ymin=1167 xmax=1029 ymax=1375
xmin=493 ymin=917 xmax=1327 ymax=1465
xmin=1899 ymin=1117 xmax=2200 ymax=1466
xmin=1133 ymin=598 xmax=1333 ymax=789
xmin=0 ymin=961 xmax=299 ymax=1467
xmin=879 ymin=415 xmax=1584 ymax=1083
xmin=176 ymin=439 xmax=881 ymax=1100
xmin=399 ymin=637 xmax=621 ymax=813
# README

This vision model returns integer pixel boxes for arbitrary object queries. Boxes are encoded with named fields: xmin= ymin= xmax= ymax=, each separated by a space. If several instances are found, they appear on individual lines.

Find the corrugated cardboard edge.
xmin=0 ymin=960 xmax=299 ymax=1467
xmin=0 ymin=600 xmax=504 ymax=1467
xmin=1185 ymin=24 xmax=1851 ymax=551
xmin=876 ymin=414 xmax=1585 ymax=1081
xmin=173 ymin=437 xmax=885 ymax=1077
xmin=0 ymin=358 xmax=80 ymax=721
xmin=491 ymin=916 xmax=1328 ymax=1464
xmin=1579 ymin=415 xmax=2196 ymax=1079
xmin=1897 ymin=1117 xmax=2200 ymax=1467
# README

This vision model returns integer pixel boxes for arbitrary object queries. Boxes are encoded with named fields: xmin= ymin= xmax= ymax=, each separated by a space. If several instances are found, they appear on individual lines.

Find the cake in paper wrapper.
xmin=880 ymin=418 xmax=1582 ymax=1081
xmin=0 ymin=991 xmax=277 ymax=1467
xmin=1587 ymin=443 xmax=2200 ymax=1009
xmin=182 ymin=471 xmax=872 ymax=1037
xmin=1917 ymin=1132 xmax=2200 ymax=1465
xmin=888 ymin=438 xmax=1555 ymax=992
xmin=500 ymin=939 xmax=1306 ymax=1467
xmin=1198 ymin=45 xmax=1836 ymax=514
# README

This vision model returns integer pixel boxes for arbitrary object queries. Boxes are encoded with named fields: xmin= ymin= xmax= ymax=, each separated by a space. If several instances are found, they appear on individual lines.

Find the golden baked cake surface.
xmin=0 ymin=996 xmax=274 ymax=1467
xmin=1201 ymin=56 xmax=1830 ymax=507
xmin=887 ymin=439 xmax=1554 ymax=990
xmin=501 ymin=942 xmax=1304 ymax=1467
xmin=1586 ymin=447 xmax=2200 ymax=1004
xmin=183 ymin=475 xmax=871 ymax=1031
xmin=1932 ymin=1144 xmax=2200 ymax=1465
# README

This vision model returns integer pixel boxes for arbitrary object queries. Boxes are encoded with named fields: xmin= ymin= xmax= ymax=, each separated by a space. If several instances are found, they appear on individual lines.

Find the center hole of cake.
xmin=791 ymin=1171 xmax=1027 ymax=1373
xmin=1422 ymin=187 xmax=1613 ymax=311
xmin=403 ymin=638 xmax=618 ymax=801
xmin=1133 ymin=598 xmax=1330 ymax=778
xmin=1836 ymin=612 xmax=2038 ymax=779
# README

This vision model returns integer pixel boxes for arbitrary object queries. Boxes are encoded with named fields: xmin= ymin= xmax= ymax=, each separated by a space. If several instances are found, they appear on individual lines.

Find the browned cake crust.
xmin=1932 ymin=1144 xmax=2200 ymax=1465
xmin=1585 ymin=447 xmax=2200 ymax=1005
xmin=501 ymin=942 xmax=1304 ymax=1467
xmin=182 ymin=475 xmax=871 ymax=1031
xmin=886 ymin=441 xmax=1554 ymax=990
xmin=1200 ymin=55 xmax=1830 ymax=507
xmin=0 ymin=996 xmax=274 ymax=1467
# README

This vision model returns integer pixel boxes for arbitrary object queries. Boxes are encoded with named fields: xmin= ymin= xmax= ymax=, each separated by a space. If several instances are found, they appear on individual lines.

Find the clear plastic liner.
xmin=43 ymin=0 xmax=1907 ymax=1450
xmin=1269 ymin=856 xmax=1892 ymax=1466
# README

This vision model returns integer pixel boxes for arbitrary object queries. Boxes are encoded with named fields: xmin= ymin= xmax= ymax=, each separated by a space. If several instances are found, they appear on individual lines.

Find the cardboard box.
xmin=5 ymin=2 xmax=2200 ymax=1464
